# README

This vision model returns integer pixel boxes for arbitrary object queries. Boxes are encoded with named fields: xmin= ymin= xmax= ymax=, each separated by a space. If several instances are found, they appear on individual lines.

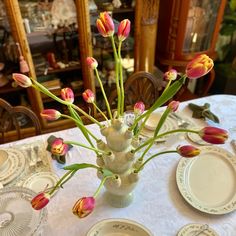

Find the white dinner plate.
xmin=0 ymin=149 xmax=26 ymax=185
xmin=177 ymin=223 xmax=219 ymax=236
xmin=86 ymin=218 xmax=153 ymax=236
xmin=140 ymin=113 xmax=178 ymax=139
xmin=176 ymin=146 xmax=236 ymax=214
xmin=22 ymin=171 xmax=59 ymax=195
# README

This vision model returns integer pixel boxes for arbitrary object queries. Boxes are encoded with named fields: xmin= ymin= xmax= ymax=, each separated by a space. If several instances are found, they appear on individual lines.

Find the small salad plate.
xmin=87 ymin=218 xmax=153 ymax=236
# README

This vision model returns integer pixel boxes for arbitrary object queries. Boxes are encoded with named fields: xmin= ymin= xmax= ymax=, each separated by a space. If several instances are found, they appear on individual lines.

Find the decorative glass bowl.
xmin=0 ymin=186 xmax=47 ymax=236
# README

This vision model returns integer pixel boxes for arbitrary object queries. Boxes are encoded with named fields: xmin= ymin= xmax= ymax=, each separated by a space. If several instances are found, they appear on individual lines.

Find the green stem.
xmin=162 ymin=79 xmax=172 ymax=94
xmin=32 ymin=80 xmax=102 ymax=127
xmin=118 ymin=41 xmax=124 ymax=115
xmin=134 ymin=129 xmax=199 ymax=153
xmin=93 ymin=175 xmax=114 ymax=198
xmin=135 ymin=150 xmax=177 ymax=172
xmin=61 ymin=114 xmax=98 ymax=141
xmin=94 ymin=68 xmax=113 ymax=120
xmin=110 ymin=35 xmax=121 ymax=117
xmin=64 ymin=140 xmax=109 ymax=155
xmin=92 ymin=102 xmax=109 ymax=124
xmin=49 ymin=170 xmax=74 ymax=195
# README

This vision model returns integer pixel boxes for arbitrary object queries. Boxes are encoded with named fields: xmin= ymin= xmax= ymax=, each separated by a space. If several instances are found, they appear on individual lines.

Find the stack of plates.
xmin=0 ymin=149 xmax=26 ymax=186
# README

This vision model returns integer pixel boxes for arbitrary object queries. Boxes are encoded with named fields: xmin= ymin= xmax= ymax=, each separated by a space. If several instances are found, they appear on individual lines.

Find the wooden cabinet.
xmin=3 ymin=0 xmax=94 ymax=133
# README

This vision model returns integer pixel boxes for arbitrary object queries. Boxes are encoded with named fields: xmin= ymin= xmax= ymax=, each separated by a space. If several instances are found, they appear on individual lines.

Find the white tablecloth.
xmin=2 ymin=94 xmax=236 ymax=236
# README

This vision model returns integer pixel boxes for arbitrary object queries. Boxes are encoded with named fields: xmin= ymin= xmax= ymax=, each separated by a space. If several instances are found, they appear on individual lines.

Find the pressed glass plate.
xmin=0 ymin=186 xmax=47 ymax=236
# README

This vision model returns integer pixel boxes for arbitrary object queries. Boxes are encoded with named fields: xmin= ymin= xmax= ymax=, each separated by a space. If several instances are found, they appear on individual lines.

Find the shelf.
xmin=0 ymin=81 xmax=25 ymax=95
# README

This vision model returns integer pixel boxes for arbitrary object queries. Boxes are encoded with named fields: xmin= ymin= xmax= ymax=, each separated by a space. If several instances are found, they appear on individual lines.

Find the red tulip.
xmin=177 ymin=145 xmax=200 ymax=158
xmin=61 ymin=88 xmax=74 ymax=103
xmin=168 ymin=100 xmax=179 ymax=112
xmin=186 ymin=54 xmax=214 ymax=79
xmin=86 ymin=57 xmax=98 ymax=70
xmin=96 ymin=12 xmax=114 ymax=37
xmin=41 ymin=109 xmax=61 ymax=121
xmin=118 ymin=19 xmax=131 ymax=41
xmin=82 ymin=89 xmax=95 ymax=103
xmin=199 ymin=126 xmax=228 ymax=144
xmin=72 ymin=196 xmax=95 ymax=218
xmin=31 ymin=192 xmax=50 ymax=210
xmin=51 ymin=138 xmax=69 ymax=156
xmin=164 ymin=69 xmax=177 ymax=81
xmin=134 ymin=101 xmax=145 ymax=115
xmin=12 ymin=73 xmax=32 ymax=87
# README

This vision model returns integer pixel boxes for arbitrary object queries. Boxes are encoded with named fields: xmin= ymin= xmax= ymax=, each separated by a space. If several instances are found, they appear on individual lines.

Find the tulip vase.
xmin=97 ymin=118 xmax=140 ymax=208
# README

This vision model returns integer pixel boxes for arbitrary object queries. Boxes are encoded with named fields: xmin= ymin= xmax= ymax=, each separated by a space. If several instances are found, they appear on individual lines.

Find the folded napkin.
xmin=188 ymin=103 xmax=220 ymax=123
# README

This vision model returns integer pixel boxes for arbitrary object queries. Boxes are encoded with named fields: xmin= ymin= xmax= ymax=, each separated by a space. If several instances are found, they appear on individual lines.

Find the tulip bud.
xmin=177 ymin=145 xmax=200 ymax=158
xmin=168 ymin=100 xmax=180 ymax=112
xmin=118 ymin=19 xmax=131 ymax=41
xmin=61 ymin=88 xmax=74 ymax=103
xmin=41 ymin=109 xmax=61 ymax=121
xmin=186 ymin=54 xmax=214 ymax=79
xmin=51 ymin=138 xmax=69 ymax=156
xmin=164 ymin=69 xmax=177 ymax=81
xmin=12 ymin=73 xmax=32 ymax=88
xmin=82 ymin=89 xmax=95 ymax=103
xmin=96 ymin=12 xmax=114 ymax=37
xmin=31 ymin=192 xmax=50 ymax=210
xmin=199 ymin=126 xmax=228 ymax=144
xmin=86 ymin=57 xmax=98 ymax=70
xmin=72 ymin=196 xmax=95 ymax=218
xmin=134 ymin=101 xmax=145 ymax=115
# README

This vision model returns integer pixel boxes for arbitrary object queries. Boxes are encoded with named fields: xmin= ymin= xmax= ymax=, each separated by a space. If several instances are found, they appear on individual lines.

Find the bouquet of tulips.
xmin=12 ymin=12 xmax=228 ymax=218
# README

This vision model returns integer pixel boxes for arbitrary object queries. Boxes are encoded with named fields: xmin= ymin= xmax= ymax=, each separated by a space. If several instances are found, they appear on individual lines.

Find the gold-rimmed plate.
xmin=176 ymin=146 xmax=236 ymax=214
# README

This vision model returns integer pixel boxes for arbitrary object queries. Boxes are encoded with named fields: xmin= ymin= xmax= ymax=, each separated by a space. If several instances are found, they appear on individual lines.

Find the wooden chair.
xmin=108 ymin=71 xmax=164 ymax=111
xmin=0 ymin=98 xmax=42 ymax=143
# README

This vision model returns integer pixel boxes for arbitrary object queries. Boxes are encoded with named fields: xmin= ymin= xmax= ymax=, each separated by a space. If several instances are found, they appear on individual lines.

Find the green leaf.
xmin=63 ymin=163 xmax=98 ymax=171
xmin=101 ymin=168 xmax=114 ymax=177
xmin=230 ymin=0 xmax=236 ymax=11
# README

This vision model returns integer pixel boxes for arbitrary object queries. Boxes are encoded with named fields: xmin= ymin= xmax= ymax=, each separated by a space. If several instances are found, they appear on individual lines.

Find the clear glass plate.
xmin=0 ymin=186 xmax=47 ymax=236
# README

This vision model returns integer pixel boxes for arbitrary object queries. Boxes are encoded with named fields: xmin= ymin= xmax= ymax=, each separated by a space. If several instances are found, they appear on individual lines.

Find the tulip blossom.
xmin=82 ymin=89 xmax=95 ymax=103
xmin=164 ymin=69 xmax=177 ymax=81
xmin=134 ymin=102 xmax=145 ymax=115
xmin=118 ymin=19 xmax=131 ymax=41
xmin=199 ymin=126 xmax=228 ymax=144
xmin=31 ymin=192 xmax=50 ymax=210
xmin=177 ymin=145 xmax=200 ymax=158
xmin=61 ymin=88 xmax=74 ymax=103
xmin=41 ymin=109 xmax=61 ymax=121
xmin=168 ymin=101 xmax=180 ymax=112
xmin=96 ymin=12 xmax=114 ymax=37
xmin=186 ymin=54 xmax=214 ymax=79
xmin=51 ymin=138 xmax=69 ymax=156
xmin=86 ymin=57 xmax=98 ymax=70
xmin=72 ymin=196 xmax=95 ymax=218
xmin=12 ymin=73 xmax=32 ymax=88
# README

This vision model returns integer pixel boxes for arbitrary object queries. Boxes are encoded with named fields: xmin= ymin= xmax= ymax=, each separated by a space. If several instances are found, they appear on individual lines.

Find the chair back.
xmin=108 ymin=71 xmax=163 ymax=111
xmin=0 ymin=98 xmax=41 ymax=143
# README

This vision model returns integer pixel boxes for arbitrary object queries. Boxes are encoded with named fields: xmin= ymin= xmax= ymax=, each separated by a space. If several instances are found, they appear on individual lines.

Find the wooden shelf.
xmin=0 ymin=82 xmax=25 ymax=95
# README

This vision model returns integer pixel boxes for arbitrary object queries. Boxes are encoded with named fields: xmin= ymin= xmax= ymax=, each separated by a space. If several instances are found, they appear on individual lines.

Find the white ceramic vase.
xmin=97 ymin=117 xmax=140 ymax=208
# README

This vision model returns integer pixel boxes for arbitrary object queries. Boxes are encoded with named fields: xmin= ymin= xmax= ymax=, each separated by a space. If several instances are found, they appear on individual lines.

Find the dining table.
xmin=1 ymin=94 xmax=236 ymax=236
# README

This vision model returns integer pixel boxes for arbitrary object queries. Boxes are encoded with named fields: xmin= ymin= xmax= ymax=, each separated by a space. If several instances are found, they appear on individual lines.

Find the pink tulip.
xmin=86 ymin=57 xmax=98 ymax=70
xmin=12 ymin=73 xmax=32 ymax=88
xmin=72 ymin=196 xmax=95 ymax=218
xmin=51 ymin=138 xmax=69 ymax=156
xmin=41 ymin=109 xmax=61 ymax=121
xmin=199 ymin=126 xmax=228 ymax=144
xmin=31 ymin=192 xmax=50 ymax=210
xmin=82 ymin=89 xmax=95 ymax=103
xmin=118 ymin=19 xmax=131 ymax=41
xmin=186 ymin=54 xmax=214 ymax=79
xmin=168 ymin=100 xmax=179 ymax=112
xmin=61 ymin=88 xmax=74 ymax=103
xmin=96 ymin=12 xmax=114 ymax=37
xmin=177 ymin=145 xmax=200 ymax=158
xmin=164 ymin=69 xmax=177 ymax=81
xmin=134 ymin=101 xmax=145 ymax=115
